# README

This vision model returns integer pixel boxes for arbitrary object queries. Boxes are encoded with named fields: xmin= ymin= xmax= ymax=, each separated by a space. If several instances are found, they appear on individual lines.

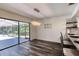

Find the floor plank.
xmin=0 ymin=40 xmax=62 ymax=56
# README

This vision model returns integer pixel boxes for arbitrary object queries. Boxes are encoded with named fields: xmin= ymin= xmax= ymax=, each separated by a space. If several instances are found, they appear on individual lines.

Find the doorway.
xmin=19 ymin=22 xmax=30 ymax=43
xmin=0 ymin=18 xmax=30 ymax=50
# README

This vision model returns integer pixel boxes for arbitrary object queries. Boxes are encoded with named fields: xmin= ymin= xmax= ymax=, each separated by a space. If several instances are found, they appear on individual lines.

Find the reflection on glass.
xmin=19 ymin=22 xmax=29 ymax=43
xmin=0 ymin=19 xmax=18 ymax=50
xmin=0 ymin=19 xmax=30 ymax=50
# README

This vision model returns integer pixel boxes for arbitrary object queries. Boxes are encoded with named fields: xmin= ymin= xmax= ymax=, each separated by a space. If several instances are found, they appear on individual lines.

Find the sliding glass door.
xmin=19 ymin=22 xmax=30 ymax=43
xmin=0 ymin=19 xmax=18 ymax=50
xmin=0 ymin=18 xmax=30 ymax=50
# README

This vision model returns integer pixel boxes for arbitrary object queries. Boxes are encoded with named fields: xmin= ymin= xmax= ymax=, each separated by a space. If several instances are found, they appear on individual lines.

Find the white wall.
xmin=0 ymin=9 xmax=32 ymax=22
xmin=30 ymin=25 xmax=38 ymax=40
xmin=36 ymin=17 xmax=66 ymax=43
xmin=77 ymin=17 xmax=79 ymax=27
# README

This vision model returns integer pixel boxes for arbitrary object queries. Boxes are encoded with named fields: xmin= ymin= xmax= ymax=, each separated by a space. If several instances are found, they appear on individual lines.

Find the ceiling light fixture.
xmin=31 ymin=21 xmax=41 ymax=26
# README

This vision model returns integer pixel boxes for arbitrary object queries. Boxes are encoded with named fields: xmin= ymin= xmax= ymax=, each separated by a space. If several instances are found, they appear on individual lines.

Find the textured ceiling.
xmin=0 ymin=3 xmax=78 ymax=19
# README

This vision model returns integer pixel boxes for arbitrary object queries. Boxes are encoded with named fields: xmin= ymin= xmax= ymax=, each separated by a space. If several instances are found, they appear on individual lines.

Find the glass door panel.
xmin=0 ymin=19 xmax=18 ymax=50
xmin=19 ymin=22 xmax=29 ymax=43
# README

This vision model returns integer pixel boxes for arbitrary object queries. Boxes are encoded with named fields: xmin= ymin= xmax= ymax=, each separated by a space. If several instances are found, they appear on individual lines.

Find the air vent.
xmin=34 ymin=8 xmax=40 ymax=13
xmin=68 ymin=3 xmax=75 ymax=6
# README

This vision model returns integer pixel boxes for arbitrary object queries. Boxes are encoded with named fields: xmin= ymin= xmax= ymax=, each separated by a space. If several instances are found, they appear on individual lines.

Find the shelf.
xmin=66 ymin=22 xmax=77 ymax=24
xmin=66 ymin=26 xmax=77 ymax=29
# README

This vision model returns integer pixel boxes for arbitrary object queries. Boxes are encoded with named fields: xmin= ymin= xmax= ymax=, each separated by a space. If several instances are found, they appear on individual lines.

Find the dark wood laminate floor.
xmin=0 ymin=40 xmax=62 ymax=56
